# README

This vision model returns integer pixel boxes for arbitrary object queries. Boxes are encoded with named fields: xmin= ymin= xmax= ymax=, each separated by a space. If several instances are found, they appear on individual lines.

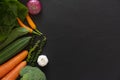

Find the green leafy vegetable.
xmin=0 ymin=3 xmax=16 ymax=42
xmin=26 ymin=35 xmax=47 ymax=66
xmin=31 ymin=36 xmax=47 ymax=66
xmin=0 ymin=0 xmax=28 ymax=43
xmin=26 ymin=40 xmax=41 ymax=63
xmin=20 ymin=66 xmax=47 ymax=80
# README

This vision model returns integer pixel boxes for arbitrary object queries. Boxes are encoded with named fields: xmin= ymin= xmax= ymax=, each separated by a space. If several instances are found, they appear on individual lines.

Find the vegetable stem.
xmin=26 ymin=40 xmax=41 ymax=62
xmin=35 ymin=29 xmax=42 ymax=35
xmin=32 ymin=30 xmax=42 ymax=36
xmin=31 ymin=36 xmax=47 ymax=66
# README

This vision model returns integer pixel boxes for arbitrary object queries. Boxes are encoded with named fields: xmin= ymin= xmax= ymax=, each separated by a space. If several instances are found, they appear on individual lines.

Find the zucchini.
xmin=0 ymin=27 xmax=29 ymax=50
xmin=0 ymin=36 xmax=31 ymax=64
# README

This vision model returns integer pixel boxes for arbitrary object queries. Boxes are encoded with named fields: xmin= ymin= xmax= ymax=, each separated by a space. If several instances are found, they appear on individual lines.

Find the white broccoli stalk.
xmin=37 ymin=55 xmax=48 ymax=67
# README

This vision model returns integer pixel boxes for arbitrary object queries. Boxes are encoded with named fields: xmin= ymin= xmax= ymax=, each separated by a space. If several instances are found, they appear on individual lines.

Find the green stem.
xmin=31 ymin=36 xmax=47 ymax=66
xmin=35 ymin=29 xmax=42 ymax=35
xmin=32 ymin=30 xmax=42 ymax=36
xmin=26 ymin=40 xmax=41 ymax=62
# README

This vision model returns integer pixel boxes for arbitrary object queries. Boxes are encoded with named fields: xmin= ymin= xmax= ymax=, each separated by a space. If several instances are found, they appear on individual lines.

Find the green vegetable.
xmin=20 ymin=66 xmax=46 ymax=80
xmin=0 ymin=27 xmax=29 ymax=50
xmin=0 ymin=0 xmax=28 ymax=43
xmin=0 ymin=36 xmax=31 ymax=64
xmin=31 ymin=36 xmax=47 ymax=66
xmin=26 ymin=40 xmax=41 ymax=63
xmin=26 ymin=36 xmax=47 ymax=66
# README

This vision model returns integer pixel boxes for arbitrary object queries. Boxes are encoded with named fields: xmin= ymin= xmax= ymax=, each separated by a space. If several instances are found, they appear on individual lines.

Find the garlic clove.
xmin=37 ymin=55 xmax=48 ymax=67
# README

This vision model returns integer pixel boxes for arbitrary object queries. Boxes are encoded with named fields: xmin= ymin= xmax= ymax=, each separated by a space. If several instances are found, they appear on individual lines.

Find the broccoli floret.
xmin=20 ymin=66 xmax=46 ymax=80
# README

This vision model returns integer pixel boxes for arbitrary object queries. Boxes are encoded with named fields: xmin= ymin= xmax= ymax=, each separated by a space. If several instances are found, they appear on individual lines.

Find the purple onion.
xmin=27 ymin=0 xmax=42 ymax=15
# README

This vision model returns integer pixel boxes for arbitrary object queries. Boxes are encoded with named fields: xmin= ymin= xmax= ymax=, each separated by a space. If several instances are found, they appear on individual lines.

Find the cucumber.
xmin=0 ymin=36 xmax=31 ymax=64
xmin=0 ymin=27 xmax=29 ymax=50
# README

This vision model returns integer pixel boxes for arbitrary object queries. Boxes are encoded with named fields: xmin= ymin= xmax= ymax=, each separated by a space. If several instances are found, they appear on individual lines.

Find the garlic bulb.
xmin=37 ymin=55 xmax=48 ymax=67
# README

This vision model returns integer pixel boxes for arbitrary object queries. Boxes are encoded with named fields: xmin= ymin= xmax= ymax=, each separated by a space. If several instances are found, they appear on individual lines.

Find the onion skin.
xmin=27 ymin=0 xmax=42 ymax=15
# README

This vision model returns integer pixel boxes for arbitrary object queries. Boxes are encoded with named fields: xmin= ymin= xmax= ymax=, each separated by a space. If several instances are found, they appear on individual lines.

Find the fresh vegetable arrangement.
xmin=0 ymin=0 xmax=48 ymax=80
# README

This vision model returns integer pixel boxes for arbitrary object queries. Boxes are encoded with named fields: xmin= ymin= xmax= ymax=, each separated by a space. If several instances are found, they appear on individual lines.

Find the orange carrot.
xmin=17 ymin=17 xmax=41 ymax=35
xmin=0 ymin=50 xmax=28 ymax=78
xmin=1 ymin=61 xmax=27 ymax=80
xmin=26 ymin=13 xmax=36 ymax=29
xmin=17 ymin=17 xmax=33 ymax=33
xmin=26 ymin=14 xmax=42 ymax=34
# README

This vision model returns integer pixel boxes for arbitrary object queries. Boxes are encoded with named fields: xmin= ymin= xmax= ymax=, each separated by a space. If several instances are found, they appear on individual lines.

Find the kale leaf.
xmin=0 ymin=0 xmax=28 ymax=43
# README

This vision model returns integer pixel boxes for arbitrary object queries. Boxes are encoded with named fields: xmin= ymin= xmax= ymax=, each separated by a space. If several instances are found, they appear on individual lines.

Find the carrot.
xmin=1 ymin=61 xmax=27 ymax=80
xmin=26 ymin=14 xmax=36 ymax=30
xmin=26 ymin=13 xmax=42 ymax=34
xmin=17 ymin=17 xmax=33 ymax=33
xmin=17 ymin=17 xmax=41 ymax=35
xmin=0 ymin=50 xmax=28 ymax=78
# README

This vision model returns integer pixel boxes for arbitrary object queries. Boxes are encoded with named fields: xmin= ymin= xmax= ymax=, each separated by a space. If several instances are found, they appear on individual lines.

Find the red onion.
xmin=27 ymin=0 xmax=42 ymax=15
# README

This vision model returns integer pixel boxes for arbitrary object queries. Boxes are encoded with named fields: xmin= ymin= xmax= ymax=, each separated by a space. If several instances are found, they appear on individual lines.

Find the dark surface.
xmin=21 ymin=0 xmax=120 ymax=80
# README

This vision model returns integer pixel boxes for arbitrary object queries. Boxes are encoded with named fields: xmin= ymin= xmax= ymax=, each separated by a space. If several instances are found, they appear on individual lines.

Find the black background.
xmin=21 ymin=0 xmax=120 ymax=80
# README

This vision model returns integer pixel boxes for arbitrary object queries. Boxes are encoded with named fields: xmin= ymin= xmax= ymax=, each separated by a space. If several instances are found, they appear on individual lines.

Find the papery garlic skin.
xmin=37 ymin=55 xmax=48 ymax=67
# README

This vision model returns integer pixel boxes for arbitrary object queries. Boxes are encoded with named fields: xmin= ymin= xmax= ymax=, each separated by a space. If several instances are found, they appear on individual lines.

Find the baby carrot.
xmin=17 ymin=17 xmax=33 ymax=33
xmin=26 ymin=13 xmax=42 ymax=35
xmin=17 ymin=17 xmax=40 ymax=35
